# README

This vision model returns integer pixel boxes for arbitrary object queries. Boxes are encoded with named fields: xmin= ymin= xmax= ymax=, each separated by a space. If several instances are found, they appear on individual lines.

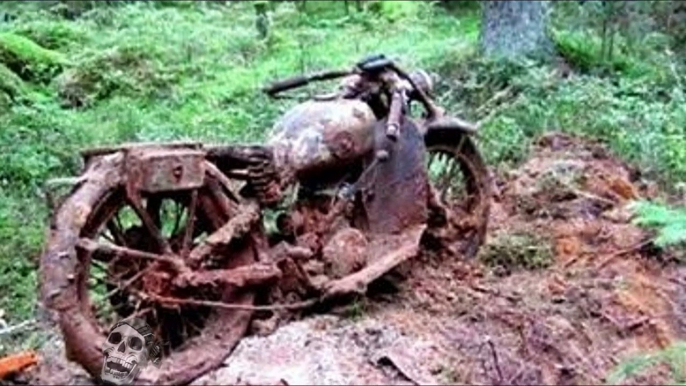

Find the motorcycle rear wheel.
xmin=40 ymin=153 xmax=258 ymax=385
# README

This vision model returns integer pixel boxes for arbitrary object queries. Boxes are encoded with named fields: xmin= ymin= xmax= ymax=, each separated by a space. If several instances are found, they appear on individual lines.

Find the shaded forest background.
xmin=0 ymin=0 xmax=684 ymax=363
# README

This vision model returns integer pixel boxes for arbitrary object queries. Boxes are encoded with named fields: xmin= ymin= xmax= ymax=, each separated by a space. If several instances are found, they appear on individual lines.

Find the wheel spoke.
xmin=77 ymin=238 xmax=181 ymax=267
xmin=66 ymin=165 xmax=260 ymax=370
xmin=106 ymin=219 xmax=127 ymax=246
xmin=114 ymin=213 xmax=125 ymax=235
xmin=103 ymin=265 xmax=152 ymax=300
xmin=146 ymin=196 xmax=163 ymax=229
xmin=439 ymin=157 xmax=457 ymax=201
xmin=129 ymin=197 xmax=173 ymax=254
xmin=101 ymin=231 xmax=115 ymax=244
xmin=172 ymin=199 xmax=184 ymax=238
xmin=181 ymin=190 xmax=198 ymax=256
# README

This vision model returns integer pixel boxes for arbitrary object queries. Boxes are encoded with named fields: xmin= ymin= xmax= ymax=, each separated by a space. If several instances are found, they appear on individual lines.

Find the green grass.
xmin=0 ymin=31 xmax=66 ymax=82
xmin=608 ymin=341 xmax=686 ymax=385
xmin=631 ymin=201 xmax=686 ymax=247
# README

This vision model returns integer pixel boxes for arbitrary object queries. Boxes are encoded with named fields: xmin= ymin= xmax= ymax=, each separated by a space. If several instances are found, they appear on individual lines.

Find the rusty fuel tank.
xmin=267 ymin=99 xmax=378 ymax=182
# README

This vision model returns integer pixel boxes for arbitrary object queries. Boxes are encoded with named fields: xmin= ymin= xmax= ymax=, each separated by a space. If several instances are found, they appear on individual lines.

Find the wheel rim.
xmin=80 ymin=188 xmax=225 ymax=350
xmin=46 ymin=160 xmax=259 ymax=384
xmin=425 ymin=138 xmax=490 ymax=257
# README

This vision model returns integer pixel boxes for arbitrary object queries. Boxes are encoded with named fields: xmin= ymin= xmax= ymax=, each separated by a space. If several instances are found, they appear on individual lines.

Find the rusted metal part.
xmin=269 ymin=242 xmax=314 ymax=262
xmin=204 ymin=161 xmax=242 ymax=203
xmin=187 ymin=201 xmax=261 ymax=266
xmin=125 ymin=147 xmax=206 ymax=194
xmin=75 ymin=238 xmax=186 ymax=271
xmin=44 ymin=176 xmax=87 ymax=215
xmin=360 ymin=118 xmax=429 ymax=234
xmin=205 ymin=144 xmax=271 ymax=166
xmin=322 ymin=224 xmax=426 ymax=300
xmin=81 ymin=141 xmax=202 ymax=159
xmin=385 ymin=88 xmax=404 ymax=140
xmin=201 ymin=177 xmax=238 ymax=228
xmin=39 ymin=57 xmax=494 ymax=385
xmin=140 ymin=293 xmax=317 ymax=312
xmin=322 ymin=227 xmax=368 ymax=279
xmin=248 ymin=156 xmax=282 ymax=206
xmin=426 ymin=115 xmax=479 ymax=134
xmin=174 ymin=263 xmax=282 ymax=288
xmin=424 ymin=132 xmax=492 ymax=258
xmin=267 ymin=99 xmax=377 ymax=181
xmin=206 ymin=145 xmax=282 ymax=206
xmin=276 ymin=258 xmax=312 ymax=296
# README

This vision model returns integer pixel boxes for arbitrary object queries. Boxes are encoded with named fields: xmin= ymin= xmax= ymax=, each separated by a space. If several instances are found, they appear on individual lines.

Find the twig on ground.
xmin=506 ymin=364 xmax=526 ymax=385
xmin=595 ymin=239 xmax=652 ymax=270
xmin=486 ymin=337 xmax=505 ymax=384
xmin=0 ymin=319 xmax=36 ymax=336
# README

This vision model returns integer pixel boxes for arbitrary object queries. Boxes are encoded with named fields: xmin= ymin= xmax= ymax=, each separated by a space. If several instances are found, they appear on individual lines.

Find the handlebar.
xmin=262 ymin=69 xmax=351 ymax=96
xmin=262 ymin=54 xmax=396 ymax=97
xmin=262 ymin=55 xmax=441 ymax=121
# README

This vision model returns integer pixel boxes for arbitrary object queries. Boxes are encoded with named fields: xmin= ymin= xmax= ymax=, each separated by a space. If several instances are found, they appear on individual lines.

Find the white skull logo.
xmin=101 ymin=318 xmax=158 ymax=385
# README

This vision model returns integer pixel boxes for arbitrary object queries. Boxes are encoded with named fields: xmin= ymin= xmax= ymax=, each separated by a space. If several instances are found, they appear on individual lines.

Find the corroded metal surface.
xmin=267 ymin=99 xmax=377 ymax=180
xmin=124 ymin=148 xmax=206 ymax=193
xmin=361 ymin=118 xmax=429 ymax=234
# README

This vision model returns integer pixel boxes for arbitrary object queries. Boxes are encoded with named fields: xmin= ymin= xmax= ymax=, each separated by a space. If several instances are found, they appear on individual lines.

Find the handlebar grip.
xmin=263 ymin=75 xmax=310 ymax=96
xmin=356 ymin=54 xmax=387 ymax=68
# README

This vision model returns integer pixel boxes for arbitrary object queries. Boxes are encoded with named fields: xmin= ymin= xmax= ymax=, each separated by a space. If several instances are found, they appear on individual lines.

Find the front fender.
xmin=424 ymin=115 xmax=479 ymax=136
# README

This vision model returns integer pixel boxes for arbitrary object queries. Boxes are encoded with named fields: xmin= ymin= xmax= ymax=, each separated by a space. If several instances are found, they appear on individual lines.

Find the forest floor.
xmin=9 ymin=132 xmax=684 ymax=385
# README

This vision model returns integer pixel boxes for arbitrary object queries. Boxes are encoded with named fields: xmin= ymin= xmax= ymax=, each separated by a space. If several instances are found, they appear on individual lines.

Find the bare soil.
xmin=12 ymin=132 xmax=686 ymax=385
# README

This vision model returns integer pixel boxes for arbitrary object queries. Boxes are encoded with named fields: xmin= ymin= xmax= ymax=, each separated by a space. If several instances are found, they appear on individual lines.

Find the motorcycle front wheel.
xmin=424 ymin=132 xmax=491 ymax=258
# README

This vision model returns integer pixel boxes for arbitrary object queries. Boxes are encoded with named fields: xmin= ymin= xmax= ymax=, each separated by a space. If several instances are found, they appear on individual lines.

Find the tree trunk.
xmin=480 ymin=1 xmax=553 ymax=59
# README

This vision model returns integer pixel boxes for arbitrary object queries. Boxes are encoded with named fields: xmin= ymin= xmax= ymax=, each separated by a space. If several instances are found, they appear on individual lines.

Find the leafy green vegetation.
xmin=0 ymin=61 xmax=27 ymax=100
xmin=0 ymin=31 xmax=66 ymax=82
xmin=608 ymin=341 xmax=686 ymax=385
xmin=0 ymin=0 xmax=684 ymax=352
xmin=631 ymin=201 xmax=686 ymax=248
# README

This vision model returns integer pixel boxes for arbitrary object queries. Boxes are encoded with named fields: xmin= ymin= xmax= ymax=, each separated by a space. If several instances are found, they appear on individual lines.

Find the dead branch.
xmin=0 ymin=319 xmax=36 ymax=336
xmin=595 ymin=239 xmax=652 ymax=270
xmin=486 ymin=337 xmax=504 ymax=384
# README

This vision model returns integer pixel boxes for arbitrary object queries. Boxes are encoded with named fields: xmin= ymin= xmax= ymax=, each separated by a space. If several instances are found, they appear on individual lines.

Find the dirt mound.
xmin=390 ymin=132 xmax=684 ymax=384
xmin=17 ymin=133 xmax=685 ymax=385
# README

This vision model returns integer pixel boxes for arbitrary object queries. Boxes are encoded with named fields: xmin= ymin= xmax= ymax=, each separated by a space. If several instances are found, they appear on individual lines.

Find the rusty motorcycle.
xmin=39 ymin=55 xmax=491 ymax=384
